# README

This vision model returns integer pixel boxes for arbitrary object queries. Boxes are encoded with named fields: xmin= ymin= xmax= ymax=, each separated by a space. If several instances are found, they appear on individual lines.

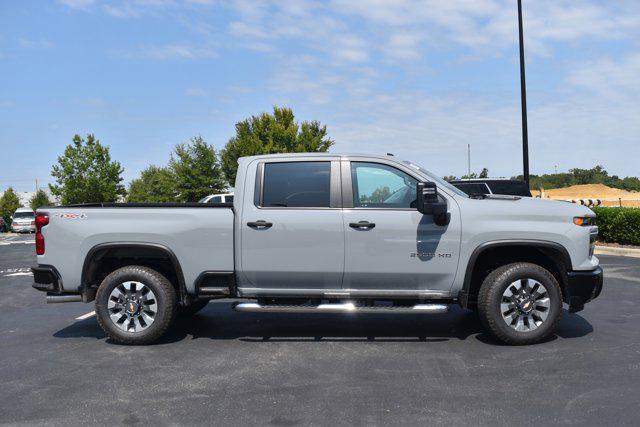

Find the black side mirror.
xmin=417 ymin=182 xmax=450 ymax=226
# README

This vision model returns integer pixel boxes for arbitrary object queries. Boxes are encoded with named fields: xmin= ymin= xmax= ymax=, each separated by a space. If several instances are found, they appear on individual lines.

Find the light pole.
xmin=517 ymin=0 xmax=530 ymax=186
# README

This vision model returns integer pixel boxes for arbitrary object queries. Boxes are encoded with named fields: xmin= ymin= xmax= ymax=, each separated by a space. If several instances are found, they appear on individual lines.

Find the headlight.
xmin=573 ymin=217 xmax=596 ymax=226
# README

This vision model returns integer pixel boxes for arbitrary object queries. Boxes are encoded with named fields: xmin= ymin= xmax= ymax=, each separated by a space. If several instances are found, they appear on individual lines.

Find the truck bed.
xmin=37 ymin=204 xmax=234 ymax=294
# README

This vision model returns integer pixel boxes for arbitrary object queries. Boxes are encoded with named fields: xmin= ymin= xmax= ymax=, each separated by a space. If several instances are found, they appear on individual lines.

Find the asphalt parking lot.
xmin=1 ymin=233 xmax=639 ymax=425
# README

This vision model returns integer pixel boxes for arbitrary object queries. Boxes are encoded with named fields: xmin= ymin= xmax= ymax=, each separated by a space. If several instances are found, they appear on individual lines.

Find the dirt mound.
xmin=542 ymin=184 xmax=635 ymax=199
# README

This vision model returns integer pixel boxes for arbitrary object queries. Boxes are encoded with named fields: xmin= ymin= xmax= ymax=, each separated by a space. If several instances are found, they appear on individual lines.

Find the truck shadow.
xmin=53 ymin=301 xmax=593 ymax=345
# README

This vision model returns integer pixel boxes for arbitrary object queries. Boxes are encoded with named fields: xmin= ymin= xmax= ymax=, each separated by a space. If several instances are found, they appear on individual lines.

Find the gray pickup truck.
xmin=32 ymin=153 xmax=603 ymax=345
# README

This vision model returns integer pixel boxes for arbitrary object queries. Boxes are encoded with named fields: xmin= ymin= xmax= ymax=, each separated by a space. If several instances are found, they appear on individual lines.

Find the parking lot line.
xmin=75 ymin=311 xmax=95 ymax=320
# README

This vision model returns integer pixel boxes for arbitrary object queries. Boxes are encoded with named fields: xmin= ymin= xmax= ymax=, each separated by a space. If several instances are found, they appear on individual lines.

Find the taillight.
xmin=35 ymin=214 xmax=49 ymax=255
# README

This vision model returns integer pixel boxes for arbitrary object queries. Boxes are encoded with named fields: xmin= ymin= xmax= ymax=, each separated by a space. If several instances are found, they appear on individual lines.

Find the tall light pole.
xmin=517 ymin=0 xmax=530 ymax=186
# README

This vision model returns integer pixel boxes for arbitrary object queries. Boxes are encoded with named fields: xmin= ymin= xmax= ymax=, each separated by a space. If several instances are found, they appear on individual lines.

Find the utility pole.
xmin=467 ymin=144 xmax=471 ymax=178
xmin=518 ymin=0 xmax=530 ymax=186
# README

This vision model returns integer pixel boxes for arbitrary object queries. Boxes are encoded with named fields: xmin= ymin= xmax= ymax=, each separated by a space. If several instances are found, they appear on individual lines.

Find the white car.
xmin=11 ymin=207 xmax=36 ymax=233
xmin=198 ymin=193 xmax=234 ymax=204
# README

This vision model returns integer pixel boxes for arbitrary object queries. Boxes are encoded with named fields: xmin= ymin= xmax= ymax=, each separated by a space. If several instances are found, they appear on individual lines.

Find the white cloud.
xmin=18 ymin=38 xmax=53 ymax=49
xmin=128 ymin=43 xmax=217 ymax=60
xmin=185 ymin=87 xmax=208 ymax=97
xmin=57 ymin=0 xmax=96 ymax=10
xmin=566 ymin=53 xmax=640 ymax=98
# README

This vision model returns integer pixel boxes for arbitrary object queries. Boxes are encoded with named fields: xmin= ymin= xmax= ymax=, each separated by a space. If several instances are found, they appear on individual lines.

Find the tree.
xmin=220 ymin=106 xmax=334 ymax=185
xmin=170 ymin=136 xmax=227 ymax=202
xmin=0 ymin=187 xmax=22 ymax=225
xmin=479 ymin=168 xmax=489 ymax=178
xmin=29 ymin=190 xmax=53 ymax=210
xmin=127 ymin=166 xmax=177 ymax=203
xmin=49 ymin=134 xmax=125 ymax=204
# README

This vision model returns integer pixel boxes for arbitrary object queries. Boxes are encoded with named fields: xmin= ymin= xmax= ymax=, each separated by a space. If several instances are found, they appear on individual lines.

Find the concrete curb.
xmin=595 ymin=245 xmax=640 ymax=258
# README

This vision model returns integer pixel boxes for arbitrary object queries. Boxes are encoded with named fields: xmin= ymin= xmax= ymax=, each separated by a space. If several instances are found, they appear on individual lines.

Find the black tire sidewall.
xmin=95 ymin=266 xmax=176 ymax=344
xmin=479 ymin=263 xmax=563 ymax=344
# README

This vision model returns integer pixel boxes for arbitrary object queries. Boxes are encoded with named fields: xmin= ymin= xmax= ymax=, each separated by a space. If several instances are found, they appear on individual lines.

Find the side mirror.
xmin=417 ymin=182 xmax=450 ymax=226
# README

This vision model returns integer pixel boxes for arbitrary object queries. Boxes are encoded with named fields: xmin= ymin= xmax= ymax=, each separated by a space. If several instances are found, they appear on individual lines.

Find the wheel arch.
xmin=459 ymin=240 xmax=572 ymax=309
xmin=81 ymin=242 xmax=187 ymax=301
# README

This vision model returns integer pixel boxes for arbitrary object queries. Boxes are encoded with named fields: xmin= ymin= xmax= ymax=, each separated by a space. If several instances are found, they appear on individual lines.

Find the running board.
xmin=233 ymin=302 xmax=449 ymax=314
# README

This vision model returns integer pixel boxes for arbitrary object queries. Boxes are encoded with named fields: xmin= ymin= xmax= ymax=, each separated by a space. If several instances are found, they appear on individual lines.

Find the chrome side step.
xmin=233 ymin=302 xmax=449 ymax=314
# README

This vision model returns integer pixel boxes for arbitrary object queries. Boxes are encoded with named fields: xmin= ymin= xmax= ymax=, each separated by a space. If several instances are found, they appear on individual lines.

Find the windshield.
xmin=402 ymin=161 xmax=469 ymax=198
xmin=14 ymin=211 xmax=35 ymax=219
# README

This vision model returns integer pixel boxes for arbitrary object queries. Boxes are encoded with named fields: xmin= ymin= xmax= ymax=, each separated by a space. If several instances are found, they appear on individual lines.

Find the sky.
xmin=1 ymin=0 xmax=639 ymax=192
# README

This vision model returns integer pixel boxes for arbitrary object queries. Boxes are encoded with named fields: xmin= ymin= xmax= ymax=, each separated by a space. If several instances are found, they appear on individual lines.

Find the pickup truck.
xmin=32 ymin=153 xmax=603 ymax=345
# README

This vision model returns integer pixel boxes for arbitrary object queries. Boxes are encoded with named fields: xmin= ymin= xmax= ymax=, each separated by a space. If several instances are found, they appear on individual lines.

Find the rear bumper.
xmin=32 ymin=265 xmax=62 ymax=293
xmin=565 ymin=266 xmax=603 ymax=313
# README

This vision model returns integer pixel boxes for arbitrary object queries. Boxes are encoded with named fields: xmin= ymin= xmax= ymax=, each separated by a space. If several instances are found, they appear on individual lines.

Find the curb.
xmin=595 ymin=245 xmax=640 ymax=258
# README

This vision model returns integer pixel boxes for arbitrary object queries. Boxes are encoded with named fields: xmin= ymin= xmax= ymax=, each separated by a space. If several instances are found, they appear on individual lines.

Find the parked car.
xmin=450 ymin=179 xmax=532 ymax=197
xmin=32 ymin=153 xmax=601 ymax=345
xmin=198 ymin=193 xmax=234 ymax=204
xmin=0 ymin=217 xmax=7 ymax=233
xmin=11 ymin=207 xmax=36 ymax=233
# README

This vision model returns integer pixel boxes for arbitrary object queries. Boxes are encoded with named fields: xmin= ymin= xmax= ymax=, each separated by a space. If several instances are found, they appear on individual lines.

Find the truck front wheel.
xmin=95 ymin=266 xmax=177 ymax=345
xmin=478 ymin=262 xmax=563 ymax=345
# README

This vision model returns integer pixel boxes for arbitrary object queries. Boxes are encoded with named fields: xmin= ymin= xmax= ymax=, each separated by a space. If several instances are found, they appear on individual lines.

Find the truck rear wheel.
xmin=478 ymin=262 xmax=562 ymax=345
xmin=95 ymin=266 xmax=177 ymax=345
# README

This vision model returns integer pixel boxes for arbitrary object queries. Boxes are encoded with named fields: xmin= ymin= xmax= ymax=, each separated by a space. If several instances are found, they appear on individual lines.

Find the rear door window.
xmin=261 ymin=162 xmax=331 ymax=208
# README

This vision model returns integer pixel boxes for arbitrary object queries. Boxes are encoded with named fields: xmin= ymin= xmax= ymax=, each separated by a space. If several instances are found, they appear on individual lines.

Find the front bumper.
xmin=565 ymin=266 xmax=603 ymax=313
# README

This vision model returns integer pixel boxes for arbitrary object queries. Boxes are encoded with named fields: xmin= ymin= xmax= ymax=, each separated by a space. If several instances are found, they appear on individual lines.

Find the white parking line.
xmin=76 ymin=311 xmax=96 ymax=320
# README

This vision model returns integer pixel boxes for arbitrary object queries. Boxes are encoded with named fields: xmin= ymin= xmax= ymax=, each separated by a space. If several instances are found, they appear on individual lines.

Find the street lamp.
xmin=518 ymin=0 xmax=530 ymax=187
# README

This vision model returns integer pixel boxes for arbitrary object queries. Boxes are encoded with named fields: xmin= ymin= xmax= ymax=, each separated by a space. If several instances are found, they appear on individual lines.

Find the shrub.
xmin=592 ymin=206 xmax=640 ymax=246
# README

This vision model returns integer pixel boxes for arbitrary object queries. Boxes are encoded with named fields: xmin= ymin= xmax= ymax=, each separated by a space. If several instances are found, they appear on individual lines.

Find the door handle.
xmin=349 ymin=221 xmax=375 ymax=230
xmin=247 ymin=220 xmax=273 ymax=229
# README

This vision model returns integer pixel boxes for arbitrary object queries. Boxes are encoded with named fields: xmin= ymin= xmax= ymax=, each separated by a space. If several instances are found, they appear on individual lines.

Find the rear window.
xmin=261 ymin=162 xmax=331 ymax=208
xmin=207 ymin=196 xmax=222 ymax=203
xmin=13 ymin=211 xmax=35 ymax=219
xmin=226 ymin=195 xmax=234 ymax=203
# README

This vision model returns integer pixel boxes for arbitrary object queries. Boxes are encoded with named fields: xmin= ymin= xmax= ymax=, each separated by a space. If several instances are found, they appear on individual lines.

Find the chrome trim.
xmin=46 ymin=294 xmax=82 ymax=303
xmin=233 ymin=302 xmax=449 ymax=314
xmin=237 ymin=287 xmax=452 ymax=299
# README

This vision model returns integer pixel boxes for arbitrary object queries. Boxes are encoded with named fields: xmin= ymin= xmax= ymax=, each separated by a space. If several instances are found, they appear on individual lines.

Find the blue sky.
xmin=1 ymin=0 xmax=639 ymax=192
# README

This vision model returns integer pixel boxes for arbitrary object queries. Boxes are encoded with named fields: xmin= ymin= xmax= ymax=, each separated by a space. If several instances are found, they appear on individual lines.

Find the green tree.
xmin=479 ymin=168 xmax=489 ymax=178
xmin=29 ymin=189 xmax=53 ymax=211
xmin=127 ymin=166 xmax=178 ymax=203
xmin=49 ymin=134 xmax=125 ymax=204
xmin=220 ymin=106 xmax=334 ymax=185
xmin=363 ymin=186 xmax=392 ymax=203
xmin=170 ymin=136 xmax=227 ymax=202
xmin=0 ymin=187 xmax=22 ymax=226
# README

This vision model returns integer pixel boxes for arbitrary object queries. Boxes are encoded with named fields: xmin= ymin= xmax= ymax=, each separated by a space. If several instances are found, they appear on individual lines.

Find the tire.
xmin=478 ymin=262 xmax=563 ymax=345
xmin=177 ymin=299 xmax=209 ymax=317
xmin=95 ymin=265 xmax=177 ymax=345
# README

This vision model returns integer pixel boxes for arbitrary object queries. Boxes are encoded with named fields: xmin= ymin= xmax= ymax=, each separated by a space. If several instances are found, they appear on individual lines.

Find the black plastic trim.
xmin=81 ymin=242 xmax=188 ymax=297
xmin=194 ymin=271 xmax=236 ymax=297
xmin=459 ymin=240 xmax=573 ymax=308
xmin=32 ymin=265 xmax=62 ymax=293
xmin=565 ymin=266 xmax=603 ymax=313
